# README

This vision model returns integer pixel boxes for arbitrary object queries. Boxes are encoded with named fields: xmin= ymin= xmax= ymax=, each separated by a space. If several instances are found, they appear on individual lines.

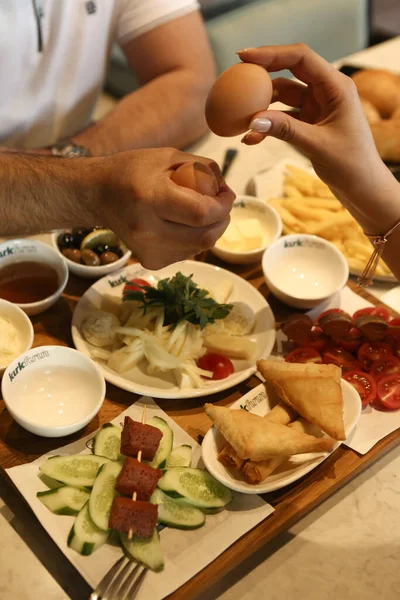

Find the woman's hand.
xmin=238 ymin=44 xmax=385 ymax=193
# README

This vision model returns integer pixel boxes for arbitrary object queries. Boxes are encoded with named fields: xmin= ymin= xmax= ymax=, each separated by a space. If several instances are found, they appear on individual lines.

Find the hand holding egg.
xmin=205 ymin=63 xmax=273 ymax=137
xmin=171 ymin=162 xmax=219 ymax=196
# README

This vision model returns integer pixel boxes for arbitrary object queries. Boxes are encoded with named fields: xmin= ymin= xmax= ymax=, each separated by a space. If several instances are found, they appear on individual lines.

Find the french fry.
xmin=309 ymin=213 xmax=354 ymax=235
xmin=283 ymin=182 xmax=304 ymax=198
xmin=282 ymin=201 xmax=335 ymax=222
xmin=293 ymin=197 xmax=343 ymax=211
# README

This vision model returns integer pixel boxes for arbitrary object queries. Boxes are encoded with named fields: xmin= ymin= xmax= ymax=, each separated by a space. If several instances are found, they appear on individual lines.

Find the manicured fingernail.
xmin=235 ymin=48 xmax=256 ymax=54
xmin=250 ymin=118 xmax=272 ymax=133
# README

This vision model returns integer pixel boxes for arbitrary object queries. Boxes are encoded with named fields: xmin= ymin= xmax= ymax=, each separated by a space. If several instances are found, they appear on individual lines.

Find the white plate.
xmin=250 ymin=160 xmax=397 ymax=284
xmin=71 ymin=261 xmax=276 ymax=399
xmin=201 ymin=379 xmax=361 ymax=494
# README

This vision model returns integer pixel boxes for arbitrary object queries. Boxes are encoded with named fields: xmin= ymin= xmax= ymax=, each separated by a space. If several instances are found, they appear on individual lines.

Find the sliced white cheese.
xmin=236 ymin=218 xmax=264 ymax=251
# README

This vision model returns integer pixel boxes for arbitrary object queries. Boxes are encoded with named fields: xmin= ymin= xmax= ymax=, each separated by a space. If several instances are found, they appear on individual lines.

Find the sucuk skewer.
xmin=128 ymin=404 xmax=147 ymax=540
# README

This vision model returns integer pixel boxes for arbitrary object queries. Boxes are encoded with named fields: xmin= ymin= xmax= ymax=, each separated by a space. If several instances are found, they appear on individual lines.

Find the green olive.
xmin=62 ymin=248 xmax=82 ymax=264
xmin=81 ymin=249 xmax=101 ymax=266
xmin=100 ymin=251 xmax=119 ymax=265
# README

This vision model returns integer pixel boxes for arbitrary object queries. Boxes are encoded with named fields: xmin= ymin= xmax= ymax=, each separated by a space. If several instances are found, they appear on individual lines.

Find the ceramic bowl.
xmin=0 ymin=299 xmax=34 ymax=377
xmin=52 ymin=231 xmax=131 ymax=279
xmin=262 ymin=234 xmax=349 ymax=309
xmin=211 ymin=196 xmax=282 ymax=265
xmin=0 ymin=239 xmax=69 ymax=315
xmin=2 ymin=346 xmax=106 ymax=438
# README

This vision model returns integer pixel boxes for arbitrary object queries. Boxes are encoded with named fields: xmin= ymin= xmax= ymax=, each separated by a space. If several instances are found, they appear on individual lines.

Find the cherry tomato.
xmin=376 ymin=374 xmax=400 ymax=410
xmin=340 ymin=327 xmax=364 ymax=353
xmin=358 ymin=341 xmax=393 ymax=370
xmin=123 ymin=278 xmax=151 ymax=294
xmin=322 ymin=348 xmax=359 ymax=371
xmin=197 ymin=353 xmax=234 ymax=380
xmin=343 ymin=369 xmax=377 ymax=407
xmin=353 ymin=307 xmax=390 ymax=323
xmin=285 ymin=347 xmax=322 ymax=364
xmin=303 ymin=327 xmax=330 ymax=353
xmin=389 ymin=318 xmax=400 ymax=327
xmin=385 ymin=319 xmax=400 ymax=342
xmin=370 ymin=356 xmax=400 ymax=380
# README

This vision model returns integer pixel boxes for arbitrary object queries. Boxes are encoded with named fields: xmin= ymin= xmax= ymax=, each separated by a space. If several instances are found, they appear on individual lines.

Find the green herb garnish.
xmin=123 ymin=272 xmax=232 ymax=329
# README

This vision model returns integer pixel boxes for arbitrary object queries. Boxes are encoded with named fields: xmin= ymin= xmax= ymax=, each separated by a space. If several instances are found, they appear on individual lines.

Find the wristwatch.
xmin=50 ymin=140 xmax=92 ymax=158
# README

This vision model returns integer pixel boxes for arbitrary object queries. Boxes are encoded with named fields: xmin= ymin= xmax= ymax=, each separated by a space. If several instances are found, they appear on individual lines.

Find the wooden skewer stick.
xmin=128 ymin=405 xmax=147 ymax=540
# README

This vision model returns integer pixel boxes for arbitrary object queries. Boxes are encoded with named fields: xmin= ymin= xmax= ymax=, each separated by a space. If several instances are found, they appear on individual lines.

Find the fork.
xmin=90 ymin=556 xmax=147 ymax=600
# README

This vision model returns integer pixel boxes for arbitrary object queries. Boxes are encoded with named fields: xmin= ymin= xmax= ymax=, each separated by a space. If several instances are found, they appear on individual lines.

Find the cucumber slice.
xmin=147 ymin=417 xmax=173 ymax=469
xmin=88 ymin=461 xmax=122 ymax=531
xmin=157 ymin=467 xmax=232 ymax=509
xmin=37 ymin=486 xmax=90 ymax=516
xmin=93 ymin=423 xmax=122 ymax=461
xmin=120 ymin=528 xmax=164 ymax=572
xmin=165 ymin=445 xmax=192 ymax=468
xmin=150 ymin=488 xmax=205 ymax=529
xmin=68 ymin=502 xmax=109 ymax=556
xmin=40 ymin=455 xmax=110 ymax=488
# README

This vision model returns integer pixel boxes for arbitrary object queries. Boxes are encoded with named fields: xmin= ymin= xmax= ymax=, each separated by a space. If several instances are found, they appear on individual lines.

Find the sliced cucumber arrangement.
xmin=166 ymin=445 xmax=192 ymax=468
xmin=37 ymin=486 xmax=90 ymax=516
xmin=158 ymin=467 xmax=232 ymax=509
xmin=40 ymin=455 xmax=110 ymax=488
xmin=120 ymin=528 xmax=164 ymax=572
xmin=147 ymin=417 xmax=173 ymax=469
xmin=68 ymin=502 xmax=110 ymax=556
xmin=150 ymin=488 xmax=205 ymax=529
xmin=93 ymin=423 xmax=122 ymax=461
xmin=88 ymin=461 xmax=123 ymax=531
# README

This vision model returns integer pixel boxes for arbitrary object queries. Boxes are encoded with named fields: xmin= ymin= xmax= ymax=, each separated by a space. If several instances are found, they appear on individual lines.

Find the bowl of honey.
xmin=0 ymin=239 xmax=69 ymax=316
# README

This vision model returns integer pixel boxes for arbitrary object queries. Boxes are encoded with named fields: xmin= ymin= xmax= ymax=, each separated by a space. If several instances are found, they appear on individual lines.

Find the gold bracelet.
xmin=358 ymin=220 xmax=400 ymax=287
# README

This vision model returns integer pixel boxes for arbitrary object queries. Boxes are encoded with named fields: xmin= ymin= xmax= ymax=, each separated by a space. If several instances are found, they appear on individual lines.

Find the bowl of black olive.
xmin=52 ymin=228 xmax=131 ymax=278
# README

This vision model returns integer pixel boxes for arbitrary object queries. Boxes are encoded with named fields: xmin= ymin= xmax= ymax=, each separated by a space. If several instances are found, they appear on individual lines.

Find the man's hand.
xmin=99 ymin=148 xmax=235 ymax=269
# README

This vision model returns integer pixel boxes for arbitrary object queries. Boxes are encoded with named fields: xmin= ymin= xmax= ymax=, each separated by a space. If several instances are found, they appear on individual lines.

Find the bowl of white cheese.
xmin=0 ymin=299 xmax=34 ymax=377
xmin=211 ymin=196 xmax=282 ymax=264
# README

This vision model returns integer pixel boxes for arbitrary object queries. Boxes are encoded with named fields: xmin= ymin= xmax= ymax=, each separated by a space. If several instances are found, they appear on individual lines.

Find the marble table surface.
xmin=2 ymin=37 xmax=400 ymax=600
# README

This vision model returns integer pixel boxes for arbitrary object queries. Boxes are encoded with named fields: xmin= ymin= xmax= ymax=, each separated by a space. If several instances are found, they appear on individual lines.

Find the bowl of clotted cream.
xmin=211 ymin=196 xmax=282 ymax=264
xmin=0 ymin=299 xmax=34 ymax=378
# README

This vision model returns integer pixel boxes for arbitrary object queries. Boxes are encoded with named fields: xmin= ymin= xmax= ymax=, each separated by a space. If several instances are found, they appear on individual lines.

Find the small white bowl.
xmin=0 ymin=239 xmax=69 ymax=316
xmin=52 ymin=231 xmax=131 ymax=279
xmin=0 ymin=299 xmax=34 ymax=377
xmin=211 ymin=196 xmax=282 ymax=264
xmin=2 ymin=346 xmax=106 ymax=438
xmin=262 ymin=234 xmax=349 ymax=309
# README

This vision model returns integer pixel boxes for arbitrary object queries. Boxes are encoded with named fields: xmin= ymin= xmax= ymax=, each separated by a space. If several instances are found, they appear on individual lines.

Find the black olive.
xmin=57 ymin=232 xmax=75 ymax=249
xmin=72 ymin=228 xmax=91 ymax=247
xmin=93 ymin=244 xmax=109 ymax=256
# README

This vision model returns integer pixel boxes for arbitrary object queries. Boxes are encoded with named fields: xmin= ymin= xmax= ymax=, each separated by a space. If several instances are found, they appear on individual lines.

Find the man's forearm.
xmin=1 ymin=154 xmax=102 ymax=235
xmin=73 ymin=69 xmax=211 ymax=156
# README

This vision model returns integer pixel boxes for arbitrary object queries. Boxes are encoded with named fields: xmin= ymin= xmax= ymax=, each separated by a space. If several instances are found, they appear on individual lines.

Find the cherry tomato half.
xmin=370 ymin=356 xmax=400 ymax=380
xmin=285 ymin=347 xmax=322 ymax=364
xmin=376 ymin=374 xmax=400 ymax=410
xmin=353 ymin=307 xmax=390 ymax=323
xmin=343 ymin=369 xmax=377 ymax=407
xmin=340 ymin=327 xmax=364 ymax=354
xmin=197 ymin=353 xmax=234 ymax=380
xmin=389 ymin=318 xmax=400 ymax=327
xmin=322 ymin=348 xmax=359 ymax=371
xmin=123 ymin=278 xmax=151 ymax=294
xmin=358 ymin=341 xmax=393 ymax=370
xmin=303 ymin=327 xmax=330 ymax=353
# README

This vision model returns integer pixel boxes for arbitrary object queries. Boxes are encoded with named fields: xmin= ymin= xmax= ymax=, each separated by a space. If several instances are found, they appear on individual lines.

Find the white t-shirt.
xmin=0 ymin=0 xmax=199 ymax=148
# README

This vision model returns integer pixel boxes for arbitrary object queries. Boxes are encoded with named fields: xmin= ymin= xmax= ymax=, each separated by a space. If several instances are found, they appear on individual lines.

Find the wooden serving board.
xmin=0 ymin=252 xmax=399 ymax=600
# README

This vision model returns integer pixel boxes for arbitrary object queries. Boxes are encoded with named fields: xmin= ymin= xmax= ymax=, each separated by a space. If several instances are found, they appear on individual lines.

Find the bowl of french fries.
xmin=262 ymin=233 xmax=348 ymax=309
xmin=260 ymin=164 xmax=394 ymax=281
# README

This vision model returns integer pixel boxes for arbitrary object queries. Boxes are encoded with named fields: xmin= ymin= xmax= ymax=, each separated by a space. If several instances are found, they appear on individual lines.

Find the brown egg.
xmin=205 ymin=63 xmax=273 ymax=137
xmin=171 ymin=162 xmax=219 ymax=196
xmin=352 ymin=69 xmax=400 ymax=118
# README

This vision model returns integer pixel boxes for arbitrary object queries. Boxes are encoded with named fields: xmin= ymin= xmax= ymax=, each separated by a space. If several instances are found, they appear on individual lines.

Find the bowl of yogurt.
xmin=211 ymin=196 xmax=282 ymax=264
xmin=0 ymin=299 xmax=34 ymax=378
xmin=2 ymin=346 xmax=105 ymax=437
xmin=262 ymin=234 xmax=349 ymax=309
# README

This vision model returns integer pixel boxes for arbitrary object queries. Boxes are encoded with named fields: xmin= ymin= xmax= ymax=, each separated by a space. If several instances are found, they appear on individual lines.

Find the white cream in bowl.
xmin=2 ymin=346 xmax=105 ymax=437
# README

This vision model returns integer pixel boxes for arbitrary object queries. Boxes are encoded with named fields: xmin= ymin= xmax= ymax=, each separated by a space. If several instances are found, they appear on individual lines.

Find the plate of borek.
xmin=202 ymin=360 xmax=362 ymax=494
xmin=72 ymin=260 xmax=275 ymax=399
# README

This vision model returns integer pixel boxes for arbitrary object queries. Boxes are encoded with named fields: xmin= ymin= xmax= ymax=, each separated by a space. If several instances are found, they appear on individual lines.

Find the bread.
xmin=359 ymin=96 xmax=381 ymax=125
xmin=370 ymin=120 xmax=400 ymax=162
xmin=352 ymin=69 xmax=400 ymax=117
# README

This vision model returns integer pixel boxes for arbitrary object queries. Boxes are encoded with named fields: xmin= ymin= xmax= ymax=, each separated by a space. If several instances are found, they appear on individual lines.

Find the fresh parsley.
xmin=123 ymin=272 xmax=232 ymax=329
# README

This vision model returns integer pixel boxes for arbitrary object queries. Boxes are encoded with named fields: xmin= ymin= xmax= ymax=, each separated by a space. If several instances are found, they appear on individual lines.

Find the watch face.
xmin=52 ymin=142 xmax=91 ymax=158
